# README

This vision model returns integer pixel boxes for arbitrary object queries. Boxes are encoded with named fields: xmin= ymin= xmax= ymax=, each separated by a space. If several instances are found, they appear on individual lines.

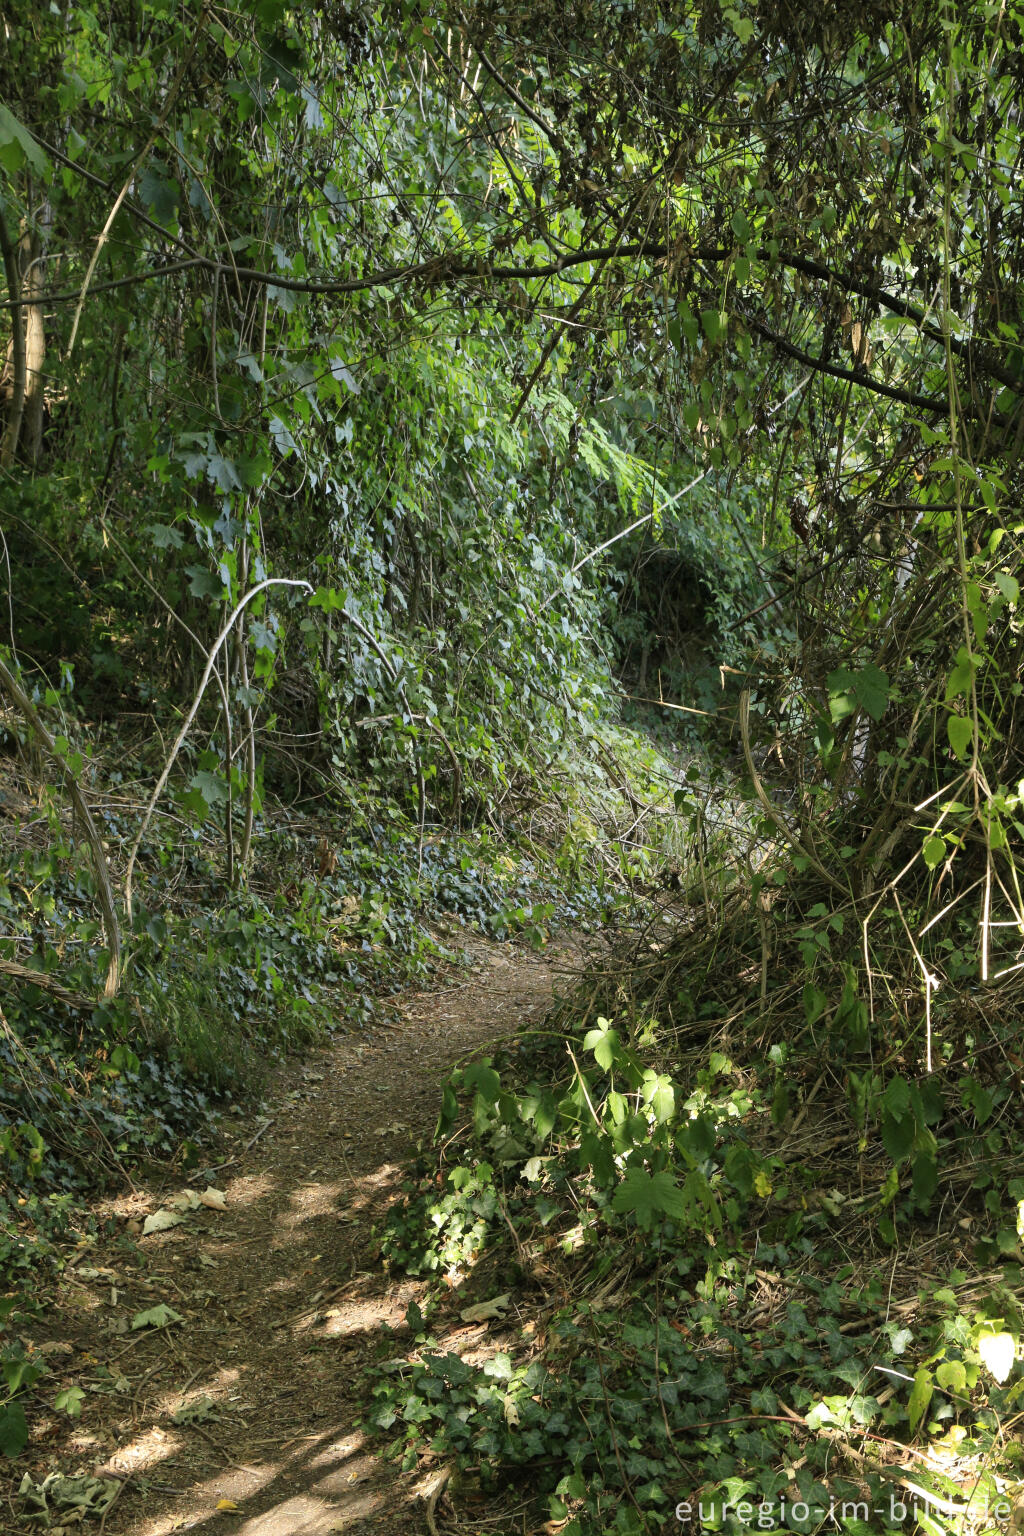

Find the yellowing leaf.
xmin=216 ymin=1498 xmax=241 ymax=1512
xmin=978 ymin=1330 xmax=1015 ymax=1384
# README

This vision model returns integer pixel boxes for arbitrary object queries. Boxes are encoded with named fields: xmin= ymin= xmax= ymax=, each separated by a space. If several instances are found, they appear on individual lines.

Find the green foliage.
xmin=0 ymin=1342 xmax=47 ymax=1459
xmin=374 ymin=982 xmax=1024 ymax=1532
xmin=6 ymin=0 xmax=1024 ymax=1516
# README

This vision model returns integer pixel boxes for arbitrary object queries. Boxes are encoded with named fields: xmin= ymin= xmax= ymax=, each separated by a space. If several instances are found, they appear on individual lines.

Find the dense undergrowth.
xmin=0 ymin=738 xmax=649 ymax=1241
xmin=0 ymin=693 xmax=696 ymax=1458
xmin=369 ymin=591 xmax=1024 ymax=1532
xmin=371 ymin=835 xmax=1024 ymax=1536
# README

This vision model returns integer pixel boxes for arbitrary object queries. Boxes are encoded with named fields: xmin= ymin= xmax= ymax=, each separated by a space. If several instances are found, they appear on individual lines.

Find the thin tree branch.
xmin=741 ymin=308 xmax=955 ymax=418
xmin=123 ymin=578 xmax=312 ymax=922
xmin=4 ymin=228 xmax=1019 ymax=414
xmin=0 ymin=957 xmax=94 ymax=1011
xmin=67 ymin=37 xmax=199 ymax=356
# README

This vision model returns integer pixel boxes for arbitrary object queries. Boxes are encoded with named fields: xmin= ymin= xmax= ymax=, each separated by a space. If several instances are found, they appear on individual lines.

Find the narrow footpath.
xmin=19 ymin=934 xmax=567 ymax=1536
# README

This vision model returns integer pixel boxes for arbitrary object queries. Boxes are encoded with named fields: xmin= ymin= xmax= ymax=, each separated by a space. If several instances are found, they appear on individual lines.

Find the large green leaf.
xmin=0 ymin=106 xmax=49 ymax=177
xmin=0 ymin=1403 xmax=28 ymax=1458
xmin=827 ymin=663 xmax=890 ymax=724
xmin=947 ymin=714 xmax=974 ymax=761
xmin=907 ymin=1367 xmax=933 ymax=1434
xmin=881 ymin=1106 xmax=916 ymax=1166
xmin=611 ymin=1168 xmax=688 ymax=1227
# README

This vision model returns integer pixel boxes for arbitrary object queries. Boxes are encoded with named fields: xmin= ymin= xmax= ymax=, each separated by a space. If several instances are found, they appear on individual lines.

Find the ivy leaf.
xmin=936 ymin=1359 xmax=967 ymax=1393
xmin=890 ymin=1327 xmax=913 ymax=1356
xmin=977 ymin=1331 xmax=1015 ymax=1385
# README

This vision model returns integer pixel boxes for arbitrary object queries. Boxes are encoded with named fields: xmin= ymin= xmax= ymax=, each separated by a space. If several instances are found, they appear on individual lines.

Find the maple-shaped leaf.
xmin=611 ymin=1168 xmax=688 ymax=1229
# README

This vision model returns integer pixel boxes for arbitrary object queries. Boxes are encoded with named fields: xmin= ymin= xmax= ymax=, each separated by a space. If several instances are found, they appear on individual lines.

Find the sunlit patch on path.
xmin=31 ymin=935 xmax=567 ymax=1536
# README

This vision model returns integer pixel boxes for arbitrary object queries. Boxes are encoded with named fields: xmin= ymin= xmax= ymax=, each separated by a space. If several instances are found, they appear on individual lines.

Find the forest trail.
xmin=27 ymin=934 xmax=570 ymax=1536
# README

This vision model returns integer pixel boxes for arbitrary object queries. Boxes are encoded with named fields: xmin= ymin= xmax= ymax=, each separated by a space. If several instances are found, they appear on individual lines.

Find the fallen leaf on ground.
xmin=460 ymin=1293 xmax=511 ymax=1323
xmin=143 ymin=1209 xmax=186 ymax=1235
xmin=168 ymin=1191 xmax=201 ymax=1212
xmin=172 ymin=1394 xmax=217 ymax=1424
xmin=131 ymin=1304 xmax=184 ymax=1330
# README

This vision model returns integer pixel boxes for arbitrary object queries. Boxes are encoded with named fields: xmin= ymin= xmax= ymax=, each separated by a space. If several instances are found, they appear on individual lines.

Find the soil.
xmin=7 ymin=931 xmax=576 ymax=1536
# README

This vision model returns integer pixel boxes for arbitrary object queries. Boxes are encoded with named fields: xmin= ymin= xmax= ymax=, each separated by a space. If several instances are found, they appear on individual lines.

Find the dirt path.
xmin=17 ymin=934 xmax=569 ymax=1536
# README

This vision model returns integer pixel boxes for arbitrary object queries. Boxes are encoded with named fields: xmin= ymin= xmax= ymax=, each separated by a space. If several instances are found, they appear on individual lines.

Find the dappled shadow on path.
xmin=11 ymin=935 xmax=570 ymax=1536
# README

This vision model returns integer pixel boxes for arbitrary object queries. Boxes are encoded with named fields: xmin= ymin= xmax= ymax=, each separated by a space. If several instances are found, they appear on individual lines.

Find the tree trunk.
xmin=0 ymin=209 xmax=47 ymax=468
xmin=0 ymin=207 xmax=26 ymax=467
xmin=21 ymin=220 xmax=46 ymax=466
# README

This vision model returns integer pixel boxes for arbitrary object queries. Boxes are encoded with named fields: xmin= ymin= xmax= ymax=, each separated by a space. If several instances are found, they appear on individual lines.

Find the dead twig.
xmin=424 ymin=1465 xmax=452 ymax=1536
